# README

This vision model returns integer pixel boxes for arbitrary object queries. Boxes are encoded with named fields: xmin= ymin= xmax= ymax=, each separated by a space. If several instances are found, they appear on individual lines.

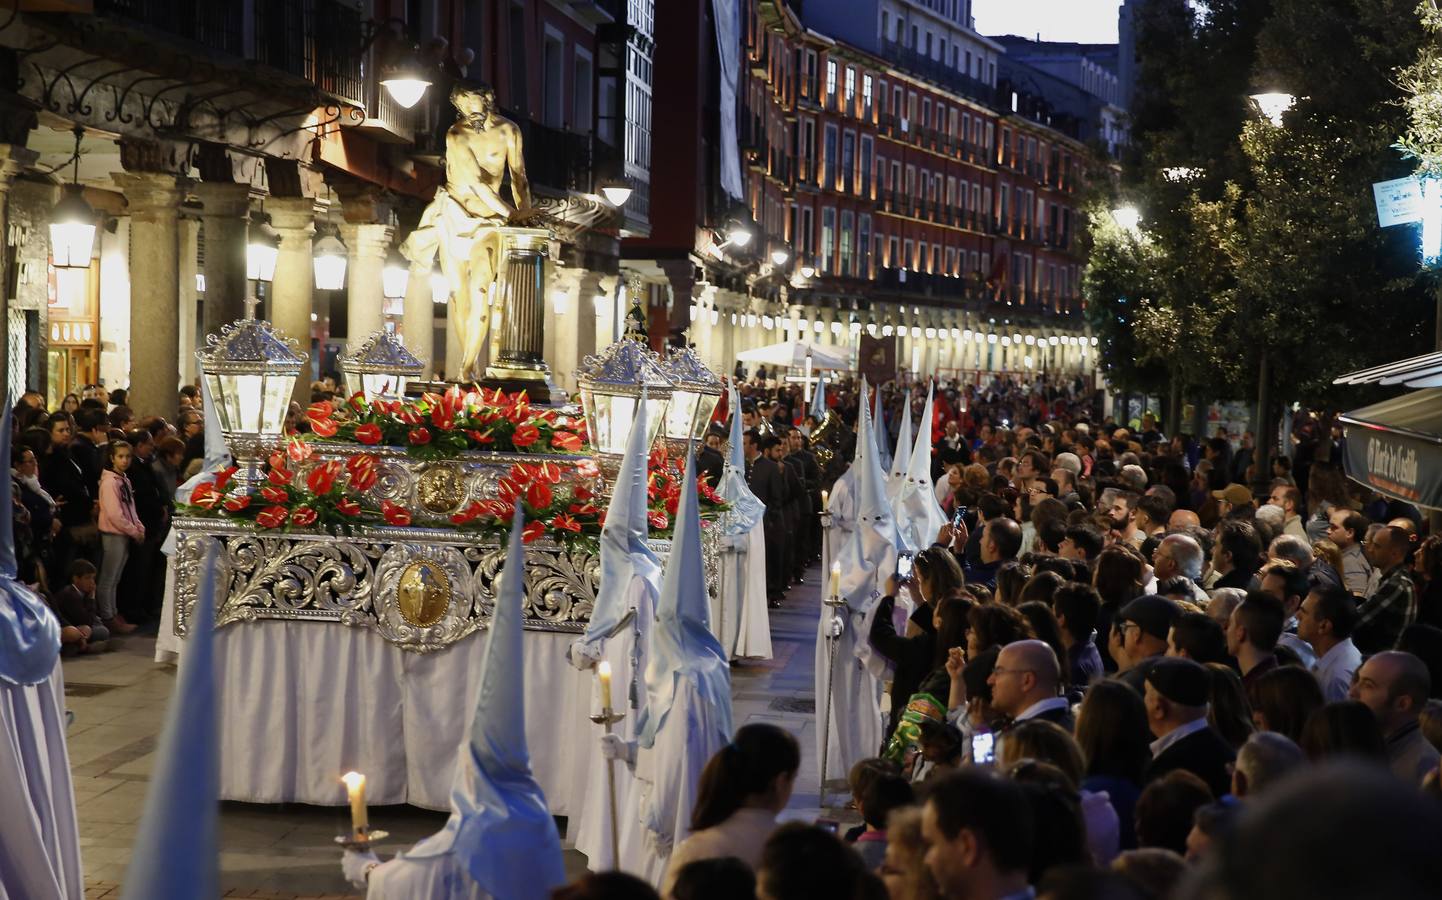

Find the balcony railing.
xmin=879 ymin=40 xmax=998 ymax=108
xmin=95 ymin=0 xmax=244 ymax=55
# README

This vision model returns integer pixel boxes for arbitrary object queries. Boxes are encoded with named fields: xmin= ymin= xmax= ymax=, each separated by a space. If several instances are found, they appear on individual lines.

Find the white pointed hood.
xmin=896 ymin=381 xmax=948 ymax=553
xmin=121 ymin=543 xmax=221 ymax=899
xmin=720 ymin=382 xmax=764 ymax=534
xmin=885 ymin=390 xmax=913 ymax=500
xmin=871 ymin=385 xmax=892 ymax=473
xmin=576 ymin=395 xmax=661 ymax=658
xmin=839 ymin=378 xmax=903 ymax=608
xmin=636 ymin=447 xmax=734 ymax=749
xmin=809 ymin=374 xmax=827 ymax=422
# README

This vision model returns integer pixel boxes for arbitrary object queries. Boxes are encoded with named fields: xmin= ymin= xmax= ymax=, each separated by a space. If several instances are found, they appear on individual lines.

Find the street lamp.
xmin=341 ymin=330 xmax=424 ymax=402
xmin=726 ymin=222 xmax=753 ymax=247
xmin=313 ymin=229 xmax=348 ymax=291
xmin=379 ymin=55 xmax=432 ymax=109
xmin=197 ymin=302 xmax=309 ymax=492
xmin=1111 ymin=205 xmax=1142 ymax=233
xmin=49 ymin=127 xmax=96 ymax=270
xmin=770 ymin=247 xmax=790 ymax=266
xmin=799 ymin=265 xmax=816 ymax=279
xmin=246 ymin=211 xmax=280 ymax=284
xmin=1249 ymin=91 xmax=1296 ymax=127
xmin=660 ymin=345 xmax=724 ymax=458
xmin=600 ymin=176 xmax=633 ymax=207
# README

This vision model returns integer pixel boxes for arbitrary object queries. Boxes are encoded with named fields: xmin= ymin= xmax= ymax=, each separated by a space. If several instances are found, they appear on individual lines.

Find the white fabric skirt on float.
xmin=204 ymin=620 xmax=591 ymax=813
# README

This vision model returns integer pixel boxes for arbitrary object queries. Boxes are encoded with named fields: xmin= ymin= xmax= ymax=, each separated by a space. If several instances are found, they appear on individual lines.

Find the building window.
xmin=823 ymin=123 xmax=838 ymax=189
xmin=881 ymin=10 xmax=889 ymax=42
xmin=542 ymin=28 xmax=565 ymax=128
xmin=821 ymin=208 xmax=836 ymax=274
xmin=841 ymin=131 xmax=855 ymax=193
xmin=840 ymin=211 xmax=854 ymax=277
xmin=825 ymin=59 xmax=838 ymax=102
xmin=922 ymin=98 xmax=931 ymax=133
xmin=572 ymin=48 xmax=593 ymax=132
xmin=862 ymin=73 xmax=874 ymax=119
xmin=889 ymin=236 xmax=900 ymax=267
xmin=844 ymin=67 xmax=856 ymax=110
xmin=859 ymin=214 xmax=872 ymax=277
xmin=800 ymin=118 xmax=816 ymax=183
xmin=860 ymin=135 xmax=873 ymax=197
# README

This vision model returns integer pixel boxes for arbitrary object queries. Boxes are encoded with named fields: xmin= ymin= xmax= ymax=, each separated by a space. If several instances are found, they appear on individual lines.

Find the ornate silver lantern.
xmin=660 ymin=345 xmax=723 ymax=459
xmin=197 ymin=304 xmax=308 ymax=491
xmin=341 ymin=330 xmax=425 ymax=403
xmin=575 ymin=315 xmax=674 ymax=482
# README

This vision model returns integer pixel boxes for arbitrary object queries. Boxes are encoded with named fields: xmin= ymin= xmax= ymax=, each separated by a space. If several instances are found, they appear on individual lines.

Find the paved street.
xmin=68 ymin=564 xmax=843 ymax=898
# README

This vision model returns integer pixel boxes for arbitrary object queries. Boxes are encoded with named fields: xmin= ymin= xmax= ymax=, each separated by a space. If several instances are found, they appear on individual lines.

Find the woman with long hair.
xmin=1250 ymin=665 xmax=1325 ymax=742
xmin=1304 ymin=463 xmax=1351 ymax=544
xmin=870 ymin=548 xmax=966 ymax=735
xmin=1076 ymin=680 xmax=1152 ymax=850
xmin=662 ymin=723 xmax=801 ymax=897
xmin=1299 ymin=700 xmax=1388 ymax=763
xmin=1092 ymin=545 xmax=1146 ymax=671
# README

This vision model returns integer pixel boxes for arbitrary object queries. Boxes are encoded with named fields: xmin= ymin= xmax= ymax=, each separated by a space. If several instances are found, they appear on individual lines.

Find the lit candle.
xmin=821 ymin=489 xmax=829 ymax=512
xmin=829 ymin=561 xmax=841 ymax=598
xmin=341 ymin=771 xmax=368 ymax=839
xmin=598 ymin=659 xmax=613 ymax=710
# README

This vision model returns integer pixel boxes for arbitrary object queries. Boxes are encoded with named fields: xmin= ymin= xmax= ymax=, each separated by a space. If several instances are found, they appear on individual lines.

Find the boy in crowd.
xmin=50 ymin=559 xmax=110 ymax=654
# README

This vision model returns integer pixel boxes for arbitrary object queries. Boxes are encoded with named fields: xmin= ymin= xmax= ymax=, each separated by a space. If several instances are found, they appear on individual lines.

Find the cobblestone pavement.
xmin=65 ymin=564 xmax=845 ymax=896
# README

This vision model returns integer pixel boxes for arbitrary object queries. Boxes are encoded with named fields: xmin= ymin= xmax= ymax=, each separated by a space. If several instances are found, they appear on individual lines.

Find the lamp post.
xmin=341 ymin=330 xmax=424 ymax=403
xmin=660 ymin=345 xmax=724 ymax=459
xmin=197 ymin=299 xmax=308 ymax=492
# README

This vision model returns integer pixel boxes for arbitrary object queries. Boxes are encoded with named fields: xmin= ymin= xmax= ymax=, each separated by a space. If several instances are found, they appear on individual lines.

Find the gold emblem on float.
xmin=417 ymin=464 xmax=467 ymax=513
xmin=396 ymin=561 xmax=452 ymax=628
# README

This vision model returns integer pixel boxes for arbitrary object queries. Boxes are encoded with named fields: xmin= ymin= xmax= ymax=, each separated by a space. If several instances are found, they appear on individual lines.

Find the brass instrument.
xmin=809 ymin=408 xmax=846 ymax=470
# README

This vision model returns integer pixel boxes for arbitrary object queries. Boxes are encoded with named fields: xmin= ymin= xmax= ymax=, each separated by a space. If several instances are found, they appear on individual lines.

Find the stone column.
xmin=267 ymin=197 xmax=318 ymax=402
xmin=339 ymin=222 xmax=392 ymax=346
xmin=114 ymin=172 xmax=183 ymax=418
xmin=401 ymin=261 xmax=436 ymax=377
xmin=193 ymin=182 xmax=251 ymax=335
xmin=0 ymin=145 xmax=37 ymax=394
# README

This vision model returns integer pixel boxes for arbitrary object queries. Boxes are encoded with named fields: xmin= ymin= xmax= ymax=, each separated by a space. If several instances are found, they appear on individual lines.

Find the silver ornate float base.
xmin=171 ymin=516 xmax=720 ymax=653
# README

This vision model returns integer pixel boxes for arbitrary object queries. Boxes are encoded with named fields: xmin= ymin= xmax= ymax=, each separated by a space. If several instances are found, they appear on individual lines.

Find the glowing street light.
xmin=1249 ymin=91 xmax=1295 ymax=127
xmin=1111 ymin=205 xmax=1141 ymax=233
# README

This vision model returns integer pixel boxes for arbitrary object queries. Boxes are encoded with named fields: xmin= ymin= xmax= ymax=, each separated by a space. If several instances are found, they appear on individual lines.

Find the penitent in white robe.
xmin=628 ymin=680 xmax=733 ymax=887
xmin=573 ymin=579 xmax=654 ymax=873
xmin=366 ymin=852 xmax=489 ymax=899
xmin=0 ymin=667 xmax=83 ymax=900
xmin=716 ymin=529 xmax=772 ymax=661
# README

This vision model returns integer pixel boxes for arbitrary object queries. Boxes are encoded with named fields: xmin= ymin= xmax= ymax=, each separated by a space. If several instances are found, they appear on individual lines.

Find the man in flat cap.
xmin=1114 ymin=594 xmax=1182 ymax=694
xmin=1142 ymin=657 xmax=1236 ymax=798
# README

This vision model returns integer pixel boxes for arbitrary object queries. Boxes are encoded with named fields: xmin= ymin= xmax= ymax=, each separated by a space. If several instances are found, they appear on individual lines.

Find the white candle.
xmin=341 ymin=771 xmax=368 ymax=839
xmin=821 ymin=489 xmax=829 ymax=512
xmin=598 ymin=660 xmax=613 ymax=710
xmin=829 ymin=562 xmax=841 ymax=598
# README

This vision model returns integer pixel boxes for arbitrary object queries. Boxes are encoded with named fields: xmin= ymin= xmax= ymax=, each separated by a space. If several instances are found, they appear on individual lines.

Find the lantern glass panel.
xmin=314 ymin=253 xmax=347 ymax=291
xmin=247 ymin=242 xmax=279 ymax=282
xmin=362 ymin=372 xmax=408 ymax=402
xmin=49 ymin=220 xmax=96 ymax=269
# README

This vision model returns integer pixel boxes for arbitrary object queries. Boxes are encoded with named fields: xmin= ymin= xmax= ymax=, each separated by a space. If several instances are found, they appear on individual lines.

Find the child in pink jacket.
xmin=97 ymin=440 xmax=144 ymax=633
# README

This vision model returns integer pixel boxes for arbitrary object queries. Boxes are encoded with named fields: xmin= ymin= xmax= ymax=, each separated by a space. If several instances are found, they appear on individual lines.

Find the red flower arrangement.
xmin=179 ymin=441 xmax=728 ymax=543
xmin=302 ymin=387 xmax=589 ymax=460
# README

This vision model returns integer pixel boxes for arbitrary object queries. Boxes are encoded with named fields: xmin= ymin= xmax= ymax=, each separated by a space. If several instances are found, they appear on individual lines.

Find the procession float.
xmin=164 ymin=85 xmax=726 ymax=812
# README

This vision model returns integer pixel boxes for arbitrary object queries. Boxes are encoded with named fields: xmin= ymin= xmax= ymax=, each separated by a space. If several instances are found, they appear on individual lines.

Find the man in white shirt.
xmin=1297 ymin=585 xmax=1362 ymax=703
xmin=988 ymin=640 xmax=1073 ymax=732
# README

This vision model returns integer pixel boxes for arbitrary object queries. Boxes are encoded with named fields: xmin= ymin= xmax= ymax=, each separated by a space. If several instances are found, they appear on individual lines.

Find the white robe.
xmin=367 ymin=853 xmax=488 ymax=899
xmin=715 ymin=529 xmax=771 ymax=660
xmin=0 ymin=665 xmax=83 ymax=900
xmin=628 ymin=680 xmax=732 ymax=888
xmin=574 ymin=579 xmax=654 ymax=873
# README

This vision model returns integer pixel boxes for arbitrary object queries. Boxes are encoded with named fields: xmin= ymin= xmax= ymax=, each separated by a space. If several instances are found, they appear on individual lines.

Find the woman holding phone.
xmin=869 ymin=547 xmax=967 ymax=735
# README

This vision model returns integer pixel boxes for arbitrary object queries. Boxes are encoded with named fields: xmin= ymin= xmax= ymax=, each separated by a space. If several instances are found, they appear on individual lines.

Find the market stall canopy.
xmin=736 ymin=340 xmax=850 ymax=370
xmin=1333 ymin=349 xmax=1442 ymax=388
xmin=1337 ymin=389 xmax=1442 ymax=509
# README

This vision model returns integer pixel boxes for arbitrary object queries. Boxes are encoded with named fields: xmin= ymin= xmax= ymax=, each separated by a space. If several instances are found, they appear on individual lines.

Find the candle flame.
xmin=341 ymin=771 xmax=365 ymax=790
xmin=831 ymin=562 xmax=841 ymax=575
xmin=598 ymin=660 xmax=612 ymax=678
